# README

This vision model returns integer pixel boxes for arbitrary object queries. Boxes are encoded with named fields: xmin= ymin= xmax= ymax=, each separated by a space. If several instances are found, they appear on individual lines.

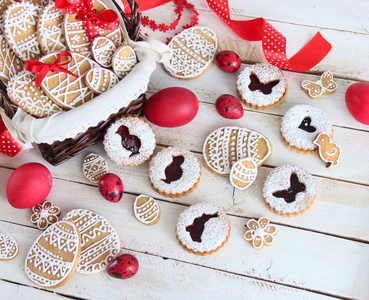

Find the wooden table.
xmin=1 ymin=0 xmax=369 ymax=299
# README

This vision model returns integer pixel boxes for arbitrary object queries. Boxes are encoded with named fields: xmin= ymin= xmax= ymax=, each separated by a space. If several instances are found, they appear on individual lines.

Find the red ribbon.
xmin=55 ymin=0 xmax=120 ymax=42
xmin=25 ymin=51 xmax=79 ymax=88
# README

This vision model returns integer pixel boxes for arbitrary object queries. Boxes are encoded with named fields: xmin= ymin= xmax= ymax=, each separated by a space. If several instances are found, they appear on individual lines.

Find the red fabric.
xmin=25 ymin=51 xmax=79 ymax=88
xmin=0 ymin=117 xmax=22 ymax=157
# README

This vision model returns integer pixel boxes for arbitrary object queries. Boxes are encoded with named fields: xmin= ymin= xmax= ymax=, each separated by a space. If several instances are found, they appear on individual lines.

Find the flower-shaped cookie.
xmin=30 ymin=200 xmax=61 ymax=230
xmin=244 ymin=217 xmax=277 ymax=249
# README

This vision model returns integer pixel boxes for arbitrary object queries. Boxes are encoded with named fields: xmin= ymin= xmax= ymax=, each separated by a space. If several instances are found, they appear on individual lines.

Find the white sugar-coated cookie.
xmin=0 ymin=34 xmax=24 ymax=83
xmin=63 ymin=209 xmax=120 ymax=274
xmin=229 ymin=157 xmax=258 ymax=190
xmin=4 ymin=2 xmax=43 ymax=61
xmin=164 ymin=26 xmax=218 ymax=80
xmin=133 ymin=195 xmax=160 ymax=225
xmin=8 ymin=70 xmax=64 ymax=118
xmin=85 ymin=67 xmax=119 ymax=95
xmin=112 ymin=45 xmax=137 ymax=79
xmin=82 ymin=153 xmax=109 ymax=183
xmin=0 ymin=233 xmax=18 ymax=260
xmin=92 ymin=36 xmax=116 ymax=68
xmin=25 ymin=220 xmax=81 ymax=288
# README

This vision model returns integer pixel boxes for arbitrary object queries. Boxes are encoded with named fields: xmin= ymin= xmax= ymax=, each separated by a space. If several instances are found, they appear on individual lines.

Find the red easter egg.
xmin=215 ymin=51 xmax=241 ymax=73
xmin=345 ymin=82 xmax=369 ymax=125
xmin=98 ymin=173 xmax=123 ymax=202
xmin=107 ymin=254 xmax=139 ymax=279
xmin=6 ymin=163 xmax=52 ymax=209
xmin=144 ymin=87 xmax=199 ymax=127
xmin=215 ymin=94 xmax=244 ymax=119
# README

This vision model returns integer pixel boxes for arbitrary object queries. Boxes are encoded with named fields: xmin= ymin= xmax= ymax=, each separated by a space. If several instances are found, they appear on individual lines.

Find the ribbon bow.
xmin=25 ymin=51 xmax=79 ymax=88
xmin=55 ymin=0 xmax=120 ymax=42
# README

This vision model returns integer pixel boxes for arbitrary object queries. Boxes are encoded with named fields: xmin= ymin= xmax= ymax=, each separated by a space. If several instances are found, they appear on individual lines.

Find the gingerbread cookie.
xmin=112 ymin=45 xmax=137 ymax=79
xmin=203 ymin=126 xmax=272 ymax=176
xmin=92 ymin=36 xmax=116 ymax=68
xmin=313 ymin=133 xmax=341 ymax=168
xmin=39 ymin=52 xmax=99 ymax=109
xmin=176 ymin=202 xmax=230 ymax=255
xmin=0 ymin=233 xmax=18 ymax=260
xmin=244 ymin=217 xmax=277 ymax=250
xmin=37 ymin=3 xmax=68 ymax=54
xmin=237 ymin=63 xmax=288 ymax=110
xmin=82 ymin=153 xmax=109 ymax=183
xmin=7 ymin=70 xmax=64 ymax=118
xmin=25 ymin=220 xmax=81 ymax=288
xmin=63 ymin=0 xmax=121 ymax=58
xmin=3 ymin=2 xmax=43 ymax=61
xmin=63 ymin=209 xmax=120 ymax=274
xmin=301 ymin=71 xmax=337 ymax=99
xmin=0 ymin=0 xmax=15 ymax=34
xmin=133 ymin=195 xmax=160 ymax=225
xmin=0 ymin=34 xmax=23 ymax=84
xmin=164 ymin=26 xmax=218 ymax=79
xmin=30 ymin=200 xmax=61 ymax=230
xmin=85 ymin=67 xmax=119 ymax=95
xmin=229 ymin=157 xmax=258 ymax=190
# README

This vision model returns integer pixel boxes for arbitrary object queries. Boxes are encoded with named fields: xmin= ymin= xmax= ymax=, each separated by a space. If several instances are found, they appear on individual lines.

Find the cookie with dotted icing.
xmin=176 ymin=202 xmax=230 ymax=255
xmin=63 ymin=0 xmax=121 ymax=58
xmin=237 ymin=63 xmax=288 ymax=110
xmin=112 ymin=45 xmax=137 ymax=79
xmin=164 ymin=26 xmax=218 ymax=80
xmin=133 ymin=195 xmax=160 ymax=225
xmin=3 ymin=2 xmax=43 ymax=61
xmin=148 ymin=146 xmax=201 ymax=198
xmin=91 ymin=36 xmax=116 ymax=68
xmin=82 ymin=153 xmax=109 ymax=183
xmin=263 ymin=164 xmax=317 ymax=216
xmin=7 ymin=70 xmax=64 ymax=118
xmin=0 ymin=34 xmax=24 ymax=84
xmin=0 ymin=233 xmax=18 ymax=260
xmin=85 ymin=67 xmax=119 ymax=95
xmin=104 ymin=115 xmax=156 ymax=167
xmin=301 ymin=71 xmax=337 ymax=99
xmin=37 ymin=2 xmax=68 ymax=54
xmin=25 ymin=220 xmax=81 ymax=288
xmin=280 ymin=104 xmax=333 ymax=154
xmin=203 ymin=126 xmax=272 ymax=177
xmin=229 ymin=157 xmax=258 ymax=190
xmin=39 ymin=52 xmax=99 ymax=109
xmin=63 ymin=209 xmax=120 ymax=274
xmin=0 ymin=0 xmax=15 ymax=34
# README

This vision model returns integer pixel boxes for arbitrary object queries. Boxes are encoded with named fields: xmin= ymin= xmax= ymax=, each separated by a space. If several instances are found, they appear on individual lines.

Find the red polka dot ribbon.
xmin=0 ymin=116 xmax=22 ymax=157
xmin=55 ymin=0 xmax=120 ymax=43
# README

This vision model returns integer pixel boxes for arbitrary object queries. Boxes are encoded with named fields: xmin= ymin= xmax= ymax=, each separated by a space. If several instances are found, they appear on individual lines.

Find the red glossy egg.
xmin=98 ymin=173 xmax=123 ymax=202
xmin=6 ymin=163 xmax=52 ymax=209
xmin=144 ymin=87 xmax=199 ymax=127
xmin=107 ymin=254 xmax=139 ymax=279
xmin=215 ymin=94 xmax=244 ymax=119
xmin=215 ymin=51 xmax=241 ymax=73
xmin=345 ymin=82 xmax=369 ymax=125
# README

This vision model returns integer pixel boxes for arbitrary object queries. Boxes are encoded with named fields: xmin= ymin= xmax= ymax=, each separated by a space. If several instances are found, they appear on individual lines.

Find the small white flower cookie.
xmin=30 ymin=200 xmax=61 ymax=230
xmin=244 ymin=217 xmax=277 ymax=250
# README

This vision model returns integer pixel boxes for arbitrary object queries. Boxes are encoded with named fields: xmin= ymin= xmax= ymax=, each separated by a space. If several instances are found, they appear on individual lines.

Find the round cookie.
xmin=164 ymin=26 xmax=218 ymax=80
xmin=236 ymin=63 xmax=288 ymax=110
xmin=92 ymin=36 xmax=116 ymax=68
xmin=148 ymin=146 xmax=201 ymax=198
xmin=103 ymin=115 xmax=156 ymax=167
xmin=112 ymin=45 xmax=137 ymax=79
xmin=0 ymin=233 xmax=18 ymax=260
xmin=82 ymin=153 xmax=109 ymax=183
xmin=133 ymin=195 xmax=160 ymax=225
xmin=0 ymin=34 xmax=24 ymax=84
xmin=175 ymin=202 xmax=230 ymax=255
xmin=262 ymin=164 xmax=317 ymax=216
xmin=85 ymin=67 xmax=119 ymax=95
xmin=280 ymin=104 xmax=333 ymax=154
xmin=7 ymin=70 xmax=64 ymax=118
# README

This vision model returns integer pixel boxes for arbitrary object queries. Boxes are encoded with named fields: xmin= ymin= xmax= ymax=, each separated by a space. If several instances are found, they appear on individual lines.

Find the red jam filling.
xmin=298 ymin=117 xmax=316 ymax=133
xmin=248 ymin=73 xmax=279 ymax=95
xmin=116 ymin=125 xmax=141 ymax=156
xmin=162 ymin=156 xmax=184 ymax=184
xmin=186 ymin=213 xmax=219 ymax=242
xmin=272 ymin=173 xmax=306 ymax=203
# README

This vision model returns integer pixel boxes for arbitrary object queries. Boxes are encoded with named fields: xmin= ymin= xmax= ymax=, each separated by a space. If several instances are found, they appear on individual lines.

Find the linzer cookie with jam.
xmin=148 ymin=147 xmax=201 ymax=198
xmin=176 ymin=202 xmax=230 ymax=255
xmin=103 ymin=115 xmax=156 ymax=167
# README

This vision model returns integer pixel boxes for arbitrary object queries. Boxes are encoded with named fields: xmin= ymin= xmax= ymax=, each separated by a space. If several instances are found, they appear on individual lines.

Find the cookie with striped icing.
xmin=0 ymin=34 xmax=23 ymax=84
xmin=82 ymin=153 xmax=109 ymax=183
xmin=0 ymin=233 xmax=18 ymax=260
xmin=91 ymin=36 xmax=116 ymax=68
xmin=112 ymin=45 xmax=137 ymax=79
xmin=133 ymin=195 xmax=160 ymax=225
xmin=85 ymin=67 xmax=119 ymax=95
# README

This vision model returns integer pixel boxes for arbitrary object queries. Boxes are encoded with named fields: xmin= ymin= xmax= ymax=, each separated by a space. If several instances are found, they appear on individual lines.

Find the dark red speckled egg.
xmin=215 ymin=51 xmax=241 ymax=73
xmin=107 ymin=254 xmax=139 ymax=279
xmin=215 ymin=94 xmax=244 ymax=119
xmin=98 ymin=173 xmax=123 ymax=203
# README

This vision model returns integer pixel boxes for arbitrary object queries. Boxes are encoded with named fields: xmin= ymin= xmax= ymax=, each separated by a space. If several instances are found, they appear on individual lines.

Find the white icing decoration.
xmin=229 ymin=157 xmax=258 ymax=190
xmin=0 ymin=34 xmax=24 ymax=83
xmin=301 ymin=71 xmax=337 ymax=99
xmin=133 ymin=195 xmax=160 ymax=225
xmin=244 ymin=217 xmax=277 ymax=250
xmin=112 ymin=45 xmax=137 ymax=79
xmin=85 ymin=67 xmax=119 ymax=95
xmin=82 ymin=153 xmax=109 ymax=183
xmin=0 ymin=233 xmax=18 ymax=260
xmin=92 ymin=36 xmax=116 ymax=68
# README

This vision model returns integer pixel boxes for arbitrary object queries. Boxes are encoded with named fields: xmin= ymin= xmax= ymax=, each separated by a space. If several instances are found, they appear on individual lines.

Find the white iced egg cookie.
xmin=63 ymin=209 xmax=120 ymax=274
xmin=229 ymin=157 xmax=258 ymax=190
xmin=0 ymin=0 xmax=15 ymax=34
xmin=0 ymin=233 xmax=19 ymax=260
xmin=82 ymin=153 xmax=109 ymax=183
xmin=133 ymin=195 xmax=160 ymax=225
xmin=25 ymin=220 xmax=81 ymax=288
xmin=164 ymin=26 xmax=218 ymax=80
xmin=85 ymin=67 xmax=119 ymax=95
xmin=92 ymin=36 xmax=117 ymax=68
xmin=0 ymin=34 xmax=24 ymax=84
xmin=112 ymin=45 xmax=137 ymax=79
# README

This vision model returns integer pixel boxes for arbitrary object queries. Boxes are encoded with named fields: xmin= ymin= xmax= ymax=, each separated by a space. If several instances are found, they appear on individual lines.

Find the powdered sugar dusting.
xmin=263 ymin=165 xmax=316 ymax=215
xmin=281 ymin=105 xmax=333 ymax=151
xmin=176 ymin=202 xmax=230 ymax=253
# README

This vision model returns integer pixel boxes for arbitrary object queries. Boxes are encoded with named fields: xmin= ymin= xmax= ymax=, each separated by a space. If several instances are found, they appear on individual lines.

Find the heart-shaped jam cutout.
xmin=162 ymin=155 xmax=184 ymax=184
xmin=272 ymin=173 xmax=306 ymax=203
xmin=248 ymin=74 xmax=279 ymax=95
xmin=298 ymin=117 xmax=316 ymax=133
xmin=116 ymin=125 xmax=141 ymax=156
xmin=186 ymin=213 xmax=218 ymax=242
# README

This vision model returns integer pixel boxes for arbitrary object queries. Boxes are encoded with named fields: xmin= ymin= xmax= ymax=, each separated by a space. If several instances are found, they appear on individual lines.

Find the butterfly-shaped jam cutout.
xmin=301 ymin=71 xmax=337 ymax=99
xmin=248 ymin=74 xmax=279 ymax=95
xmin=186 ymin=213 xmax=219 ymax=242
xmin=116 ymin=125 xmax=141 ymax=156
xmin=272 ymin=173 xmax=306 ymax=203
xmin=298 ymin=117 xmax=316 ymax=133
xmin=162 ymin=155 xmax=184 ymax=184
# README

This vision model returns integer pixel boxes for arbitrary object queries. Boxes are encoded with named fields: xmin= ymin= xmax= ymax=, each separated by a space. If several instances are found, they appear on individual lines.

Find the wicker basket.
xmin=0 ymin=0 xmax=152 ymax=166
